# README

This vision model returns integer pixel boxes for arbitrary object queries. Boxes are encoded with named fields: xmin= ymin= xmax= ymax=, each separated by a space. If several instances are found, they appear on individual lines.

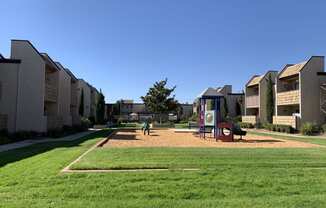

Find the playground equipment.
xmin=198 ymin=88 xmax=234 ymax=142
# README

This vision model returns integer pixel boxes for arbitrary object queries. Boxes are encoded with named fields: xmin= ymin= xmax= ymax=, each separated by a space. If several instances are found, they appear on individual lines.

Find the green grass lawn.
xmin=1 ymin=129 xmax=326 ymax=207
xmin=248 ymin=131 xmax=326 ymax=146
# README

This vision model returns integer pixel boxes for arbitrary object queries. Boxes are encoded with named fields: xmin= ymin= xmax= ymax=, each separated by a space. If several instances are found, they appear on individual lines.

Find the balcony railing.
xmin=45 ymin=83 xmax=58 ymax=102
xmin=242 ymin=115 xmax=257 ymax=124
xmin=277 ymin=90 xmax=299 ymax=106
xmin=273 ymin=116 xmax=297 ymax=129
xmin=246 ymin=95 xmax=259 ymax=108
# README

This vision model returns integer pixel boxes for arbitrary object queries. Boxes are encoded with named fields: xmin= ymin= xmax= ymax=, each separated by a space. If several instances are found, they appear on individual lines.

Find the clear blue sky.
xmin=1 ymin=0 xmax=326 ymax=103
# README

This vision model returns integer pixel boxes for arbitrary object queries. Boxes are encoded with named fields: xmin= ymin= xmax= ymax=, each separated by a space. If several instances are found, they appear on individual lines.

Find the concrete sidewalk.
xmin=0 ymin=130 xmax=98 ymax=153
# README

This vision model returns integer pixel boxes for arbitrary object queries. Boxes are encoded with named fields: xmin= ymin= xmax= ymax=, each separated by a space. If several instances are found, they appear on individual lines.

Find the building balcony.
xmin=277 ymin=90 xmax=299 ymax=106
xmin=245 ymin=95 xmax=259 ymax=108
xmin=242 ymin=115 xmax=257 ymax=124
xmin=273 ymin=116 xmax=297 ymax=129
xmin=45 ymin=83 xmax=58 ymax=102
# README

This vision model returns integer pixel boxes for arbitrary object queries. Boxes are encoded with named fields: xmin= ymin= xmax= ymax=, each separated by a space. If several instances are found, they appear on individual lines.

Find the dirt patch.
xmin=102 ymin=129 xmax=320 ymax=148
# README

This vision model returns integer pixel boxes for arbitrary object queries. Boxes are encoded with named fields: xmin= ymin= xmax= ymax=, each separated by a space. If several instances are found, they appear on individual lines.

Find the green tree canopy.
xmin=79 ymin=89 xmax=84 ymax=116
xmin=96 ymin=90 xmax=106 ymax=124
xmin=266 ymin=74 xmax=274 ymax=123
xmin=141 ymin=78 xmax=179 ymax=123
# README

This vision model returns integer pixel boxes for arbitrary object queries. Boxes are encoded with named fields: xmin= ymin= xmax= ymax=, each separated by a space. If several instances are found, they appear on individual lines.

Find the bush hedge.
xmin=238 ymin=122 xmax=254 ymax=129
xmin=263 ymin=123 xmax=294 ymax=134
xmin=0 ymin=118 xmax=92 ymax=145
xmin=300 ymin=122 xmax=321 ymax=136
xmin=152 ymin=122 xmax=174 ymax=128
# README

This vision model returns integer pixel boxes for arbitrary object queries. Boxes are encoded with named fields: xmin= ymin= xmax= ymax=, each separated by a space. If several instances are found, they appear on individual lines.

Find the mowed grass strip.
xmin=1 ymin=129 xmax=326 ymax=207
xmin=71 ymin=147 xmax=326 ymax=170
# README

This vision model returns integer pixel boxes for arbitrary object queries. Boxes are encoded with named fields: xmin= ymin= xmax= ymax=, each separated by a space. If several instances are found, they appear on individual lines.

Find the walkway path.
xmin=0 ymin=130 xmax=98 ymax=153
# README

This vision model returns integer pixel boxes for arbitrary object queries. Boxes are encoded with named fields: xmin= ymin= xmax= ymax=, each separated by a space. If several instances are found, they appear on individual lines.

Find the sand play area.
xmin=102 ymin=129 xmax=320 ymax=148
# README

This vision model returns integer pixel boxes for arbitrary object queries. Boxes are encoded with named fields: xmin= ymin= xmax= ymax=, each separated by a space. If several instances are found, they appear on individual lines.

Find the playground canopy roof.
xmin=197 ymin=87 xmax=223 ymax=99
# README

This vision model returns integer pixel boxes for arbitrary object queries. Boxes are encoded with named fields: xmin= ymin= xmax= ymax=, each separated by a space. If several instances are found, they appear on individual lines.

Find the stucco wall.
xmin=259 ymin=71 xmax=277 ymax=123
xmin=300 ymin=56 xmax=325 ymax=124
xmin=0 ymin=63 xmax=20 ymax=132
xmin=77 ymin=80 xmax=91 ymax=118
xmin=11 ymin=40 xmax=47 ymax=132
xmin=58 ymin=69 xmax=72 ymax=126
xmin=70 ymin=80 xmax=80 ymax=125
xmin=90 ymin=87 xmax=99 ymax=119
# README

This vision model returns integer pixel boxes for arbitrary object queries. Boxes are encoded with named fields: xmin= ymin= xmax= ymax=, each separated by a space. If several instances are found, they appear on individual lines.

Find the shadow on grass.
xmin=0 ymin=130 xmax=112 ymax=168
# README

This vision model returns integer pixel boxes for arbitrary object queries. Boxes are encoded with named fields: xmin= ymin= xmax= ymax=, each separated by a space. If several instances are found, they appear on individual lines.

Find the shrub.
xmin=263 ymin=123 xmax=294 ymax=134
xmin=277 ymin=125 xmax=294 ymax=134
xmin=10 ymin=131 xmax=38 ymax=141
xmin=152 ymin=122 xmax=174 ymax=128
xmin=47 ymin=128 xmax=65 ymax=138
xmin=301 ymin=122 xmax=321 ymax=135
xmin=322 ymin=124 xmax=326 ymax=133
xmin=62 ymin=125 xmax=76 ymax=134
xmin=234 ymin=115 xmax=242 ymax=123
xmin=88 ymin=116 xmax=95 ymax=126
xmin=301 ymin=122 xmax=314 ymax=135
xmin=81 ymin=117 xmax=92 ymax=131
xmin=0 ymin=130 xmax=10 ymax=145
xmin=255 ymin=122 xmax=263 ymax=129
xmin=238 ymin=122 xmax=254 ymax=129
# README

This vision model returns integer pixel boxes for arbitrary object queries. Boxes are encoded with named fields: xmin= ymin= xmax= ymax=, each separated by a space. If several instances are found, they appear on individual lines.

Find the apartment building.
xmin=77 ymin=79 xmax=91 ymax=118
xmin=62 ymin=67 xmax=80 ymax=125
xmin=0 ymin=40 xmax=63 ymax=132
xmin=194 ymin=85 xmax=244 ymax=118
xmin=90 ymin=85 xmax=99 ymax=120
xmin=273 ymin=56 xmax=326 ymax=129
xmin=242 ymin=71 xmax=278 ymax=124
xmin=0 ymin=55 xmax=21 ymax=132
xmin=0 ymin=39 xmax=103 ymax=133
xmin=55 ymin=62 xmax=73 ymax=127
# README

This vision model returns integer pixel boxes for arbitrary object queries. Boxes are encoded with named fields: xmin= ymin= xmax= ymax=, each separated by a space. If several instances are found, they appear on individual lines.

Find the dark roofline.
xmin=317 ymin=72 xmax=326 ymax=76
xmin=228 ymin=93 xmax=244 ymax=96
xmin=55 ymin=62 xmax=77 ymax=81
xmin=11 ymin=39 xmax=44 ymax=61
xmin=277 ymin=56 xmax=324 ymax=79
xmin=0 ymin=59 xmax=21 ymax=64
xmin=40 ymin=53 xmax=60 ymax=71
xmin=64 ymin=67 xmax=78 ymax=81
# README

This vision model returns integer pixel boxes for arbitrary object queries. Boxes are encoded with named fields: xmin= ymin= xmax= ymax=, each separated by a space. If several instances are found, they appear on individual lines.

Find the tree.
xmin=266 ymin=73 xmax=274 ymax=123
xmin=236 ymin=100 xmax=242 ymax=116
xmin=221 ymin=97 xmax=229 ymax=120
xmin=79 ymin=89 xmax=84 ymax=116
xmin=96 ymin=90 xmax=106 ymax=124
xmin=141 ymin=78 xmax=179 ymax=123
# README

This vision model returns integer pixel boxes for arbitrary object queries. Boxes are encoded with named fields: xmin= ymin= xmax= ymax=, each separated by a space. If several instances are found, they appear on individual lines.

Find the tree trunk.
xmin=159 ymin=113 xmax=162 ymax=124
